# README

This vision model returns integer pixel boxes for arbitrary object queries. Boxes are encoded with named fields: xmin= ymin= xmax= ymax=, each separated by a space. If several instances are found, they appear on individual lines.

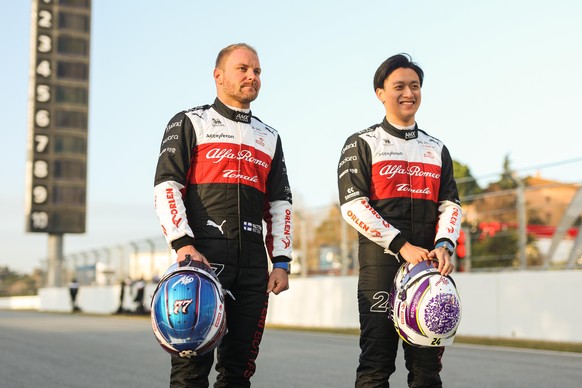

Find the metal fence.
xmin=42 ymin=180 xmax=582 ymax=287
xmin=461 ymin=180 xmax=582 ymax=271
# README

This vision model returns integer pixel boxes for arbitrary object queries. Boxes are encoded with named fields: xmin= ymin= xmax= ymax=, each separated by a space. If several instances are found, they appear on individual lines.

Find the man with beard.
xmin=154 ymin=43 xmax=293 ymax=387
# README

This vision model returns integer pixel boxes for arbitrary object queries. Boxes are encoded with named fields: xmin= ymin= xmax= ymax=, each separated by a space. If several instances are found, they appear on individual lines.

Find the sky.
xmin=2 ymin=0 xmax=582 ymax=274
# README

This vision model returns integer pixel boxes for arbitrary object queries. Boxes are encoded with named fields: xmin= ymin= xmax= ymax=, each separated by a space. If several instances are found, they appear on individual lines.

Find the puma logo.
xmin=207 ymin=220 xmax=226 ymax=235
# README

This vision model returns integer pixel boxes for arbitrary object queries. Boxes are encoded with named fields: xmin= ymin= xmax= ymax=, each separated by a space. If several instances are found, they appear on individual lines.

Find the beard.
xmin=222 ymin=80 xmax=259 ymax=105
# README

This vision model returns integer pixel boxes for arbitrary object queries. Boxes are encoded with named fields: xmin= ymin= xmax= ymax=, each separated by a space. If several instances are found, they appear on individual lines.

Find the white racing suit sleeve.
xmin=264 ymin=199 xmax=293 ymax=260
xmin=154 ymin=180 xmax=194 ymax=247
xmin=262 ymin=133 xmax=293 ymax=263
xmin=435 ymin=200 xmax=462 ymax=246
xmin=340 ymin=196 xmax=402 ymax=254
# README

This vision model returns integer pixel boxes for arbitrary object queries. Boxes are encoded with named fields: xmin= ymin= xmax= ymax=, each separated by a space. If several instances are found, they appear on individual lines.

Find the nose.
xmin=246 ymin=69 xmax=257 ymax=80
xmin=402 ymin=86 xmax=414 ymax=97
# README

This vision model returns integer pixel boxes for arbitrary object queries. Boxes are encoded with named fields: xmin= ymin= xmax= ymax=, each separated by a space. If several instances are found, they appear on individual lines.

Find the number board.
xmin=25 ymin=0 xmax=91 ymax=234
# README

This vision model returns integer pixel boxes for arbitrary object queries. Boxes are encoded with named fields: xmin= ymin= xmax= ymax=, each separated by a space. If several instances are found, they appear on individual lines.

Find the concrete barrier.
xmin=453 ymin=270 xmax=582 ymax=342
xmin=267 ymin=275 xmax=358 ymax=328
xmin=36 ymin=284 xmax=157 ymax=314
xmin=266 ymin=270 xmax=582 ymax=343
xmin=0 ymin=295 xmax=40 ymax=310
xmin=2 ymin=270 xmax=580 ymax=344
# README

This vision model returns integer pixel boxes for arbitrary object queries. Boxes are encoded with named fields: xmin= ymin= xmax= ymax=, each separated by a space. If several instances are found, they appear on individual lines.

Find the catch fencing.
xmin=41 ymin=180 xmax=582 ymax=287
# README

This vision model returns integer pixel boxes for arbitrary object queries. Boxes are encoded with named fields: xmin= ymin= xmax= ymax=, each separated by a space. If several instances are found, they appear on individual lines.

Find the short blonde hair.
xmin=215 ymin=43 xmax=258 ymax=69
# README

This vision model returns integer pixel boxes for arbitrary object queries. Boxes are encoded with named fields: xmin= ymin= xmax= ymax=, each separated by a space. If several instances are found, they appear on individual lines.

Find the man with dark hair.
xmin=154 ymin=43 xmax=293 ymax=387
xmin=337 ymin=53 xmax=462 ymax=387
xmin=372 ymin=53 xmax=425 ymax=90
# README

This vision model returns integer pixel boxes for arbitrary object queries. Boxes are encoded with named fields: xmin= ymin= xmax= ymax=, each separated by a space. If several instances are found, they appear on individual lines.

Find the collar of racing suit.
xmin=380 ymin=118 xmax=418 ymax=140
xmin=212 ymin=98 xmax=253 ymax=124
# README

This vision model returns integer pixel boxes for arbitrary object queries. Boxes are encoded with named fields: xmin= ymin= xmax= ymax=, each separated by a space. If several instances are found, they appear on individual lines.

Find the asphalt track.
xmin=1 ymin=311 xmax=580 ymax=388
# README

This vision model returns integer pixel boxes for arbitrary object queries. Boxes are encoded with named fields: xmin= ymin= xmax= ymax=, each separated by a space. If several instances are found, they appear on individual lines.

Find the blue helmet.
xmin=151 ymin=259 xmax=227 ymax=358
xmin=389 ymin=260 xmax=462 ymax=347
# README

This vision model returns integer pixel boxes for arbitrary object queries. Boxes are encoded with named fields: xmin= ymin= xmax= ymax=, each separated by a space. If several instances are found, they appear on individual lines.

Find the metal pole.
xmin=146 ymin=239 xmax=156 ymax=281
xmin=117 ymin=245 xmax=127 ymax=281
xmin=300 ymin=217 xmax=308 ymax=277
xmin=340 ymin=214 xmax=348 ymax=276
xmin=46 ymin=233 xmax=64 ymax=287
xmin=516 ymin=179 xmax=527 ymax=269
xmin=129 ymin=241 xmax=140 ymax=280
xmin=103 ymin=247 xmax=113 ymax=285
xmin=464 ymin=227 xmax=472 ymax=272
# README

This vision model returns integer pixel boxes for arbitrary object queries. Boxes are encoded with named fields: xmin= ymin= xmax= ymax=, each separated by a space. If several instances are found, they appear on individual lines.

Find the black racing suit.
xmin=154 ymin=98 xmax=293 ymax=388
xmin=337 ymin=119 xmax=462 ymax=388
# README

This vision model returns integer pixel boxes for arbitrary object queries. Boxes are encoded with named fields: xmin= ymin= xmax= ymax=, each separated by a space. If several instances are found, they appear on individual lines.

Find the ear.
xmin=213 ymin=68 xmax=222 ymax=84
xmin=375 ymin=88 xmax=385 ymax=104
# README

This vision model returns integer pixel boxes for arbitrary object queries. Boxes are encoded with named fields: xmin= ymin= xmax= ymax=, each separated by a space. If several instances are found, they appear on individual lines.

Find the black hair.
xmin=373 ymin=53 xmax=424 ymax=90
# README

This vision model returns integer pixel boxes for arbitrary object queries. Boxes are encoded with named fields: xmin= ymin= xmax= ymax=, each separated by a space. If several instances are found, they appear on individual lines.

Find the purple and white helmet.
xmin=389 ymin=260 xmax=461 ymax=347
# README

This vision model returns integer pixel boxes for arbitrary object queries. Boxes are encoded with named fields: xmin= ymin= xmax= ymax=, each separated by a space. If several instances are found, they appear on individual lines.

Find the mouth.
xmin=400 ymin=100 xmax=415 ymax=106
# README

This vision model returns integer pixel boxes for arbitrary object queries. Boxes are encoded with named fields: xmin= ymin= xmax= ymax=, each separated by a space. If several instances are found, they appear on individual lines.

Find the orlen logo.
xmin=166 ymin=188 xmax=182 ymax=228
xmin=282 ymin=209 xmax=292 ymax=249
xmin=347 ymin=210 xmax=373 ymax=234
xmin=282 ymin=237 xmax=291 ymax=249
xmin=447 ymin=207 xmax=460 ymax=233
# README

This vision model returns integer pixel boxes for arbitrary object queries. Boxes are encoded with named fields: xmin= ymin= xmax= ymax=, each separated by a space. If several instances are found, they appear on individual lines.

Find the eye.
xmin=254 ymin=69 xmax=261 ymax=76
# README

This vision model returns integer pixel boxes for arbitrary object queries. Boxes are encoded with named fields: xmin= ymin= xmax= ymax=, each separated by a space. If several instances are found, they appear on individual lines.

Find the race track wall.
xmin=266 ymin=270 xmax=582 ymax=343
xmin=3 ymin=270 xmax=580 ymax=343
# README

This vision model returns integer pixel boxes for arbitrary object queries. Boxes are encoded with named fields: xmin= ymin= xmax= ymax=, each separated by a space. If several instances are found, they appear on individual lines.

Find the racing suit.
xmin=337 ymin=118 xmax=462 ymax=388
xmin=154 ymin=98 xmax=293 ymax=388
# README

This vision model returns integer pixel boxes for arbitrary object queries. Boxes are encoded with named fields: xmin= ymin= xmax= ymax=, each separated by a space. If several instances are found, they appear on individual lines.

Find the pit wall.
xmin=2 ymin=270 xmax=580 ymax=343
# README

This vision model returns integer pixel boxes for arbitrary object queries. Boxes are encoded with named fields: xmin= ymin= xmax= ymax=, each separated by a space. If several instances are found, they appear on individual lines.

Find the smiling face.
xmin=376 ymin=67 xmax=422 ymax=127
xmin=214 ymin=48 xmax=261 ymax=109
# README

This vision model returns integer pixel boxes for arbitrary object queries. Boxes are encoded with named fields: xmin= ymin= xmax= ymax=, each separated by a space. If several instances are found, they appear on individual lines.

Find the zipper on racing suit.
xmin=237 ymin=122 xmax=243 ymax=262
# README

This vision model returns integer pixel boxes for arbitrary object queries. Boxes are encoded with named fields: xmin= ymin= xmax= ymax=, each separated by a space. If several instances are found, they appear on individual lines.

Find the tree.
xmin=0 ymin=266 xmax=41 ymax=296
xmin=313 ymin=205 xmax=358 ymax=274
xmin=496 ymin=154 xmax=519 ymax=190
xmin=453 ymin=160 xmax=482 ymax=203
xmin=470 ymin=227 xmax=518 ymax=269
xmin=469 ymin=226 xmax=541 ymax=269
